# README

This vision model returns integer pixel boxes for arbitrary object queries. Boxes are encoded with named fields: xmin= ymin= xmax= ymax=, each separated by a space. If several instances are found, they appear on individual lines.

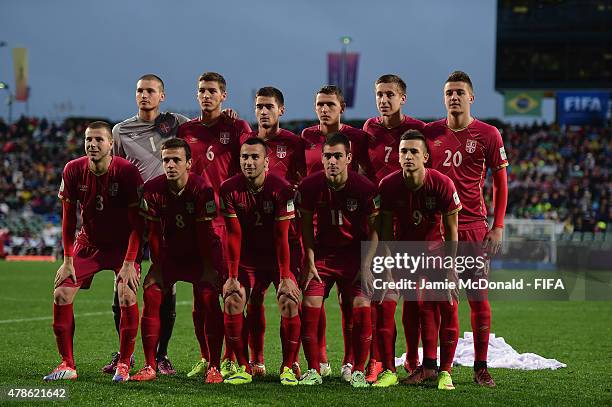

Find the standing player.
xmin=376 ymin=131 xmax=461 ymax=389
xmin=302 ymin=85 xmax=373 ymax=178
xmin=178 ymin=72 xmax=252 ymax=378
xmin=131 ymin=138 xmax=222 ymax=383
xmin=240 ymin=87 xmax=305 ymax=376
xmin=109 ymin=74 xmax=189 ymax=376
xmin=219 ymin=138 xmax=301 ymax=385
xmin=297 ymin=133 xmax=379 ymax=387
xmin=301 ymin=85 xmax=374 ymax=379
xmin=44 ymin=121 xmax=143 ymax=383
xmin=362 ymin=74 xmax=425 ymax=381
xmin=424 ymin=71 xmax=508 ymax=387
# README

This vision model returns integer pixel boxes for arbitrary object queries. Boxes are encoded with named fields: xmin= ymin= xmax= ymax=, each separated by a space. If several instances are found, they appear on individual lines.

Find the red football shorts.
xmin=59 ymin=242 xmax=141 ymax=289
xmin=237 ymin=241 xmax=301 ymax=292
xmin=303 ymin=246 xmax=367 ymax=299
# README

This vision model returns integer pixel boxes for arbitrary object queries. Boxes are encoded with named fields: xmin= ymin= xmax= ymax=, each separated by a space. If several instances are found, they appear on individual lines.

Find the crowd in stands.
xmin=0 ymin=116 xmax=610 ymax=257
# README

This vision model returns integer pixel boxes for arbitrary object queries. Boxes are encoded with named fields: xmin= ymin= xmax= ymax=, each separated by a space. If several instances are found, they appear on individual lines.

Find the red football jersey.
xmin=178 ymin=116 xmax=251 ymax=227
xmin=220 ymin=173 xmax=295 ymax=254
xmin=141 ymin=173 xmax=217 ymax=259
xmin=301 ymin=124 xmax=374 ymax=179
xmin=297 ymin=171 xmax=379 ymax=249
xmin=58 ymin=156 xmax=143 ymax=249
xmin=240 ymin=129 xmax=306 ymax=185
xmin=424 ymin=119 xmax=508 ymax=228
xmin=363 ymin=115 xmax=425 ymax=183
xmin=379 ymin=168 xmax=461 ymax=241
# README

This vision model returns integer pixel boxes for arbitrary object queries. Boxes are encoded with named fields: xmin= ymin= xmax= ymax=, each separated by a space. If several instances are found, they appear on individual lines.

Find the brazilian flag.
xmin=504 ymin=91 xmax=543 ymax=116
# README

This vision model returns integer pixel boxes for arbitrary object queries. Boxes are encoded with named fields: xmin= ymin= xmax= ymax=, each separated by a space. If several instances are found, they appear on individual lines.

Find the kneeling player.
xmin=44 ymin=122 xmax=143 ymax=383
xmin=131 ymin=138 xmax=223 ymax=383
xmin=378 ymin=130 xmax=461 ymax=389
xmin=298 ymin=133 xmax=379 ymax=387
xmin=220 ymin=138 xmax=301 ymax=385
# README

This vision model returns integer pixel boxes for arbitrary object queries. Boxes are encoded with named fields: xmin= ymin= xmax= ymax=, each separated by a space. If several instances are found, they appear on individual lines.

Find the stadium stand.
xmin=0 ymin=116 xmax=609 ymax=258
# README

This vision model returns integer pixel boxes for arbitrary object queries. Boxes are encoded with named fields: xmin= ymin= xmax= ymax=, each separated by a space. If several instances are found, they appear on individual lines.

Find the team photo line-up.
xmin=44 ymin=70 xmax=508 ymax=390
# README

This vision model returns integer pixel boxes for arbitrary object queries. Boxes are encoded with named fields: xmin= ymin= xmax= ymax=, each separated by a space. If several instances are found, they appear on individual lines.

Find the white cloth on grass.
xmin=394 ymin=332 xmax=566 ymax=370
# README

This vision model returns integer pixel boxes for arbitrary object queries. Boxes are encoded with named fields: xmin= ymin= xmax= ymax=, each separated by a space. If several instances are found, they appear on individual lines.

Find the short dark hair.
xmin=400 ymin=129 xmax=428 ymax=153
xmin=323 ymin=132 xmax=351 ymax=154
xmin=138 ymin=74 xmax=164 ymax=91
xmin=198 ymin=72 xmax=227 ymax=92
xmin=375 ymin=74 xmax=406 ymax=95
xmin=86 ymin=121 xmax=112 ymax=140
xmin=161 ymin=137 xmax=191 ymax=161
xmin=317 ymin=85 xmax=345 ymax=106
xmin=445 ymin=70 xmax=473 ymax=93
xmin=256 ymin=86 xmax=284 ymax=107
xmin=241 ymin=137 xmax=268 ymax=156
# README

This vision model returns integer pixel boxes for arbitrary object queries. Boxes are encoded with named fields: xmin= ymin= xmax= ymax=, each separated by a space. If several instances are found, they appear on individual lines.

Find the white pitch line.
xmin=0 ymin=301 xmax=193 ymax=324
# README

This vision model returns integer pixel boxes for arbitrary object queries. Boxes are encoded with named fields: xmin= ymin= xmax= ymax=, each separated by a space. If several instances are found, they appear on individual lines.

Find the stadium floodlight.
xmin=0 ymin=81 xmax=7 ymax=89
xmin=0 ymin=82 xmax=12 ymax=123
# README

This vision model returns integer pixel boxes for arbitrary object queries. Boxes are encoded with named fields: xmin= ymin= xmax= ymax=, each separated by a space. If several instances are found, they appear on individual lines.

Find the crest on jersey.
xmin=263 ymin=201 xmax=273 ymax=214
xmin=159 ymin=122 xmax=171 ymax=135
xmin=220 ymin=132 xmax=230 ymax=144
xmin=465 ymin=139 xmax=477 ymax=154
xmin=310 ymin=143 xmax=317 ymax=150
xmin=206 ymin=200 xmax=216 ymax=214
xmin=346 ymin=198 xmax=358 ymax=212
xmin=425 ymin=196 xmax=436 ymax=210
xmin=276 ymin=145 xmax=287 ymax=159
xmin=186 ymin=202 xmax=195 ymax=214
xmin=434 ymin=140 xmax=442 ymax=147
xmin=188 ymin=136 xmax=198 ymax=143
xmin=109 ymin=183 xmax=119 ymax=197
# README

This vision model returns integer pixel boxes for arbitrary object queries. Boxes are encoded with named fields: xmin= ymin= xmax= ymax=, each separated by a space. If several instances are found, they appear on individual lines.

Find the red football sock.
xmin=53 ymin=303 xmax=75 ymax=368
xmin=317 ymin=304 xmax=328 ymax=363
xmin=352 ymin=305 xmax=372 ymax=372
xmin=119 ymin=303 xmax=139 ymax=365
xmin=247 ymin=303 xmax=265 ymax=364
xmin=419 ymin=300 xmax=438 ymax=362
xmin=196 ymin=286 xmax=223 ymax=368
xmin=141 ymin=285 xmax=163 ymax=369
xmin=281 ymin=314 xmax=301 ymax=369
xmin=224 ymin=312 xmax=250 ymax=369
xmin=370 ymin=303 xmax=380 ymax=362
xmin=192 ymin=301 xmax=210 ymax=362
xmin=439 ymin=300 xmax=459 ymax=373
xmin=469 ymin=299 xmax=491 ymax=364
xmin=341 ymin=300 xmax=354 ymax=365
xmin=301 ymin=305 xmax=321 ymax=371
xmin=402 ymin=300 xmax=420 ymax=370
xmin=377 ymin=300 xmax=397 ymax=371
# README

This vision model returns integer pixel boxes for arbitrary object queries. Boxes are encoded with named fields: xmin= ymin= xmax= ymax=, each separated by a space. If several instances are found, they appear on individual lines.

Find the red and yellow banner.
xmin=12 ymin=48 xmax=29 ymax=101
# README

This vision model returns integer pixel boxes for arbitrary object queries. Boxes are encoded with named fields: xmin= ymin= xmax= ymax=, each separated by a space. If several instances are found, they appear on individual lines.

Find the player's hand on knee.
xmin=222 ymin=277 xmax=242 ymax=300
xmin=54 ymin=259 xmax=76 ymax=288
xmin=301 ymin=263 xmax=321 ymax=290
xmin=118 ymin=261 xmax=140 ymax=293
xmin=482 ymin=227 xmax=503 ymax=255
xmin=277 ymin=277 xmax=301 ymax=304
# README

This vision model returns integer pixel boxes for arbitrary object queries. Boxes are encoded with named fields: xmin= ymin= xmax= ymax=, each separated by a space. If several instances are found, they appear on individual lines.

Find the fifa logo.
xmin=276 ymin=145 xmax=287 ymax=159
xmin=465 ymin=139 xmax=477 ymax=154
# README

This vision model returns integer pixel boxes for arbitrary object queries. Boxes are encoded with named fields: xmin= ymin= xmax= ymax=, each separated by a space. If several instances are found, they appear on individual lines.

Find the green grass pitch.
xmin=0 ymin=261 xmax=611 ymax=406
